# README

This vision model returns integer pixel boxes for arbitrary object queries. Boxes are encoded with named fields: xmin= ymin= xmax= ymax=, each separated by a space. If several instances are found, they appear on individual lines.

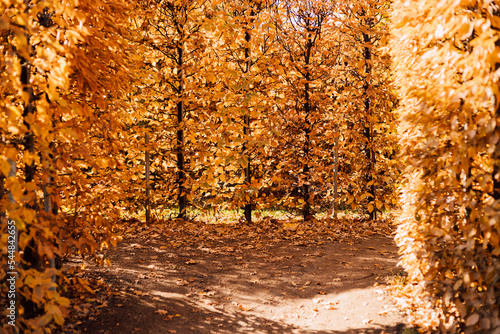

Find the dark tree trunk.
xmin=332 ymin=124 xmax=339 ymax=218
xmin=493 ymin=103 xmax=500 ymax=202
xmin=176 ymin=43 xmax=187 ymax=219
xmin=362 ymin=29 xmax=376 ymax=220
xmin=243 ymin=25 xmax=252 ymax=223
xmin=19 ymin=20 xmax=41 ymax=320
xmin=302 ymin=27 xmax=313 ymax=221
xmin=145 ymin=133 xmax=151 ymax=223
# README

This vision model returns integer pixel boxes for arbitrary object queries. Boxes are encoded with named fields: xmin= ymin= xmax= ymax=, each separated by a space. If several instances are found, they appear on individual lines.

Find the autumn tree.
xmin=133 ymin=0 xmax=215 ymax=219
xmin=392 ymin=0 xmax=500 ymax=332
xmin=270 ymin=0 xmax=343 ymax=220
xmin=336 ymin=0 xmax=398 ymax=219
xmin=201 ymin=0 xmax=277 ymax=222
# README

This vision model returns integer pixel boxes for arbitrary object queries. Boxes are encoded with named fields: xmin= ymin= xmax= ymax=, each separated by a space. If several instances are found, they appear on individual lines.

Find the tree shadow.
xmin=75 ymin=233 xmax=408 ymax=333
xmin=83 ymin=290 xmax=409 ymax=334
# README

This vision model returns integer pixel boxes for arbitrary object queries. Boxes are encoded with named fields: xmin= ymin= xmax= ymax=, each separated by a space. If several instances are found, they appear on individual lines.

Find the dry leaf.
xmin=465 ymin=313 xmax=480 ymax=327
xmin=176 ymin=279 xmax=189 ymax=286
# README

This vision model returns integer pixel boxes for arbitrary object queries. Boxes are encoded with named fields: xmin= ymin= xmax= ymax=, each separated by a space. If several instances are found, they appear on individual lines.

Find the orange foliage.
xmin=392 ymin=0 xmax=500 ymax=332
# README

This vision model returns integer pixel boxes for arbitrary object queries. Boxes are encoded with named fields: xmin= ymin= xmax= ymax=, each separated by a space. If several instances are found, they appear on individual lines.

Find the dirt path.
xmin=74 ymin=219 xmax=410 ymax=334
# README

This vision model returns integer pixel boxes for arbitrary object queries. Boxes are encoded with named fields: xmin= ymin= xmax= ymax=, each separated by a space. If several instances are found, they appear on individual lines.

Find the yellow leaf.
xmin=33 ymin=286 xmax=44 ymax=301
xmin=38 ymin=314 xmax=52 ymax=327
xmin=5 ymin=147 xmax=17 ymax=160
xmin=56 ymin=296 xmax=70 ymax=307
xmin=97 ymin=158 xmax=108 ymax=168
xmin=53 ymin=312 xmax=64 ymax=326
xmin=0 ymin=159 xmax=11 ymax=178
xmin=283 ymin=222 xmax=298 ymax=230
xmin=457 ymin=22 xmax=473 ymax=39
xmin=0 ymin=18 xmax=8 ymax=30
xmin=23 ymin=209 xmax=35 ymax=224
xmin=10 ymin=183 xmax=23 ymax=201
xmin=46 ymin=303 xmax=63 ymax=317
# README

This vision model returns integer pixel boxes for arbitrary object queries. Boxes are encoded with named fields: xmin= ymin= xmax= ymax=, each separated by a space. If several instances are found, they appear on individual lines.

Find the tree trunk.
xmin=332 ymin=124 xmax=339 ymax=218
xmin=302 ymin=27 xmax=313 ymax=221
xmin=19 ymin=10 xmax=40 ymax=319
xmin=493 ymin=104 xmax=500 ymax=202
xmin=362 ymin=29 xmax=376 ymax=220
xmin=145 ymin=133 xmax=151 ymax=223
xmin=243 ymin=25 xmax=252 ymax=223
xmin=0 ymin=174 xmax=4 ymax=220
xmin=176 ymin=43 xmax=187 ymax=219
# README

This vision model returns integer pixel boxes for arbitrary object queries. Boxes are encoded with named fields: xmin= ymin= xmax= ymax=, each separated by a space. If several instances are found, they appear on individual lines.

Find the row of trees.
xmin=128 ymin=0 xmax=399 ymax=223
xmin=0 ymin=0 xmax=399 ymax=332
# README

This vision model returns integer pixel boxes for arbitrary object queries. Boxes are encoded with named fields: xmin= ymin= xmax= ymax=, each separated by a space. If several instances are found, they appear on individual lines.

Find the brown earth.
xmin=65 ymin=218 xmax=413 ymax=334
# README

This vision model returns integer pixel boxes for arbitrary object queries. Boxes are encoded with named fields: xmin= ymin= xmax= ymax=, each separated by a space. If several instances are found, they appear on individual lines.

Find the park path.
xmin=71 ymin=219 xmax=412 ymax=333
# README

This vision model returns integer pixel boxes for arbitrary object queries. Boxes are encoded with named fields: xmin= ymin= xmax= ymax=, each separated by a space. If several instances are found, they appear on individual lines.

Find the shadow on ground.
xmin=76 ymin=223 xmax=410 ymax=334
xmin=84 ymin=291 xmax=407 ymax=334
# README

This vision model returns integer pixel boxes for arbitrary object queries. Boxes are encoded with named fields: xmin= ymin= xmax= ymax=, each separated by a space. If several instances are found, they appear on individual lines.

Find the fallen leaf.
xmin=321 ymin=300 xmax=339 ymax=310
xmin=176 ymin=279 xmax=189 ymax=286
xmin=200 ymin=289 xmax=216 ymax=297
xmin=185 ymin=259 xmax=197 ymax=265
xmin=465 ymin=313 xmax=480 ymax=327
xmin=155 ymin=309 xmax=169 ymax=315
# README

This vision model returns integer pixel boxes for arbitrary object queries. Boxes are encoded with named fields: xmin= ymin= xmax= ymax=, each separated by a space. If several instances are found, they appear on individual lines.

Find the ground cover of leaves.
xmin=63 ymin=217 xmax=414 ymax=334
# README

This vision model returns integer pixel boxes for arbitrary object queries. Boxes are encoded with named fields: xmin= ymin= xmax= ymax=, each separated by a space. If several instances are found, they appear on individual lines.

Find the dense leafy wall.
xmin=391 ymin=0 xmax=500 ymax=332
xmin=0 ymin=0 xmax=134 ymax=331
